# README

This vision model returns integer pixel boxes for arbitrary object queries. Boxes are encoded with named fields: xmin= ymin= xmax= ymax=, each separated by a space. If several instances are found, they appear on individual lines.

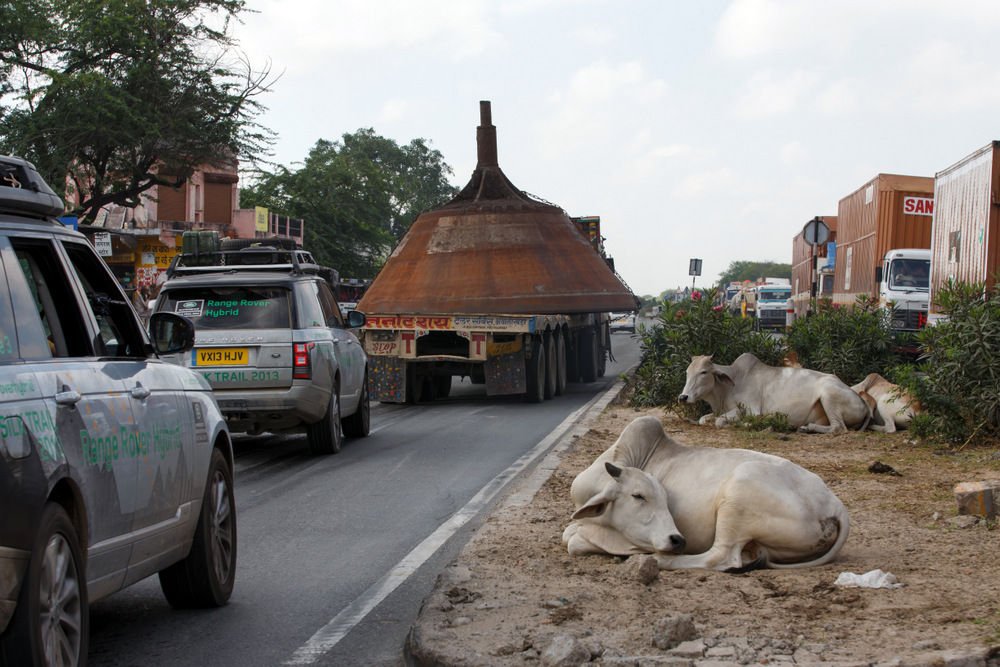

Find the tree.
xmin=716 ymin=260 xmax=791 ymax=287
xmin=0 ymin=0 xmax=273 ymax=222
xmin=239 ymin=131 xmax=457 ymax=277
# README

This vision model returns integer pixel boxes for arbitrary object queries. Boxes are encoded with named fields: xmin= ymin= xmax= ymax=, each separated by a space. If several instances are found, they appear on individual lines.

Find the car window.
xmin=62 ymin=240 xmax=147 ymax=357
xmin=159 ymin=286 xmax=291 ymax=330
xmin=294 ymin=281 xmax=327 ymax=329
xmin=9 ymin=238 xmax=92 ymax=357
xmin=0 ymin=257 xmax=19 ymax=362
xmin=315 ymin=280 xmax=344 ymax=328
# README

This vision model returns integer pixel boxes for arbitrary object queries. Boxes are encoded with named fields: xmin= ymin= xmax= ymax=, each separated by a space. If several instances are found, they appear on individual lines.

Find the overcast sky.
xmin=232 ymin=0 xmax=1000 ymax=297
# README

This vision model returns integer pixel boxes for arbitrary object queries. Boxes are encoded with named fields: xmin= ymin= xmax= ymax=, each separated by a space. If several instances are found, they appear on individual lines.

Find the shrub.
xmin=897 ymin=280 xmax=1000 ymax=446
xmin=629 ymin=288 xmax=784 ymax=414
xmin=785 ymin=295 xmax=903 ymax=385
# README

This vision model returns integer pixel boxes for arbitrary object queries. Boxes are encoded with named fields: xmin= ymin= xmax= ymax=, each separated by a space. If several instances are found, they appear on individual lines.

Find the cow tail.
xmin=767 ymin=507 xmax=851 ymax=570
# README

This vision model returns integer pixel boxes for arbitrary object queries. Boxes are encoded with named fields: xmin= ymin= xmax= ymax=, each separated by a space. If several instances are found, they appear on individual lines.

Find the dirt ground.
xmin=409 ymin=399 xmax=1000 ymax=666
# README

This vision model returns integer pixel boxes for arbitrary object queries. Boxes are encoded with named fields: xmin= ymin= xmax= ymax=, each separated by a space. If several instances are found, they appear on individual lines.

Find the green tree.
xmin=0 ymin=0 xmax=273 ymax=221
xmin=716 ymin=260 xmax=791 ymax=287
xmin=239 ymin=131 xmax=457 ymax=277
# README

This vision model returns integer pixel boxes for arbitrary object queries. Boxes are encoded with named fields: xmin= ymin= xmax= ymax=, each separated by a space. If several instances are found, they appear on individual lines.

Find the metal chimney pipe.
xmin=476 ymin=100 xmax=498 ymax=168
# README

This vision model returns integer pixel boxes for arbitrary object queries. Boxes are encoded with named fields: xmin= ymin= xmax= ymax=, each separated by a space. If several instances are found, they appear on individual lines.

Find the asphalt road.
xmin=87 ymin=331 xmax=643 ymax=666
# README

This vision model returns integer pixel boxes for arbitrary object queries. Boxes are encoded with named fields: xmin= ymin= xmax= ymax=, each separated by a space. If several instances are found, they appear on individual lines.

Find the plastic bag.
xmin=834 ymin=569 xmax=903 ymax=589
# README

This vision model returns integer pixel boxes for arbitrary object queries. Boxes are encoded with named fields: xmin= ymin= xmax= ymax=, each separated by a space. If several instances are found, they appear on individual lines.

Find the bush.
xmin=785 ymin=296 xmax=903 ymax=385
xmin=897 ymin=281 xmax=1000 ymax=446
xmin=629 ymin=288 xmax=784 ymax=414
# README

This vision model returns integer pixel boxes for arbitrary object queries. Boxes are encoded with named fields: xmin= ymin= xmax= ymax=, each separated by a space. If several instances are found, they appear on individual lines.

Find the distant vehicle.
xmin=155 ymin=234 xmax=370 ymax=455
xmin=609 ymin=312 xmax=636 ymax=333
xmin=0 ymin=156 xmax=235 ymax=667
xmin=752 ymin=281 xmax=792 ymax=331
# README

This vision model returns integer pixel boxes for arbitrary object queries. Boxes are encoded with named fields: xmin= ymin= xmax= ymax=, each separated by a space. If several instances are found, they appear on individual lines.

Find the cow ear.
xmin=572 ymin=487 xmax=615 ymax=520
xmin=605 ymin=462 xmax=623 ymax=479
xmin=714 ymin=370 xmax=734 ymax=387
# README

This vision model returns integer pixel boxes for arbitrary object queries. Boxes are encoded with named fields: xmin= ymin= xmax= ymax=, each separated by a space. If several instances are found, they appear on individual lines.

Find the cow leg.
xmin=563 ymin=522 xmax=646 ymax=557
xmin=799 ymin=396 xmax=848 ymax=434
xmin=654 ymin=542 xmax=748 ymax=571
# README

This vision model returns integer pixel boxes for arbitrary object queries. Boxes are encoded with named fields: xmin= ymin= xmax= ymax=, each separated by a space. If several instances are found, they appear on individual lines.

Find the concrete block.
xmin=953 ymin=480 xmax=1000 ymax=518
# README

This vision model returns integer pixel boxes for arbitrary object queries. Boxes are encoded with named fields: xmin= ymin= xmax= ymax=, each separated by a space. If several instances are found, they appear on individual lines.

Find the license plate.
xmin=193 ymin=347 xmax=249 ymax=366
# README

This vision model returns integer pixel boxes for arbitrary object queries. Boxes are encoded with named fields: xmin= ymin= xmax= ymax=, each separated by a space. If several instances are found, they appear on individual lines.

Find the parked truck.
xmin=752 ymin=279 xmax=792 ymax=331
xmin=833 ymin=173 xmax=934 ymax=333
xmin=928 ymin=140 xmax=1000 ymax=321
xmin=356 ymin=101 xmax=638 ymax=403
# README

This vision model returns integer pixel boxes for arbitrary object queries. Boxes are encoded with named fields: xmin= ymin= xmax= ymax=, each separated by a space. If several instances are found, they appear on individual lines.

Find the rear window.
xmin=158 ymin=286 xmax=291 ymax=330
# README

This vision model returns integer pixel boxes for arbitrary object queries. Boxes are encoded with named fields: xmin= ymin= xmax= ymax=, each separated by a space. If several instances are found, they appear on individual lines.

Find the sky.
xmin=231 ymin=0 xmax=1000 ymax=297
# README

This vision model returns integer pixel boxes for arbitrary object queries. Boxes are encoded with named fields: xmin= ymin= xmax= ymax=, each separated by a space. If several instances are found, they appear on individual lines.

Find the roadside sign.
xmin=688 ymin=258 xmax=702 ymax=276
xmin=94 ymin=231 xmax=113 ymax=257
xmin=802 ymin=217 xmax=830 ymax=246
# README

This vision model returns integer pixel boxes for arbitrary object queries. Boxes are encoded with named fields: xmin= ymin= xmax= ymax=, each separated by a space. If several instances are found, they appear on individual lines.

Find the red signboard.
xmin=903 ymin=196 xmax=934 ymax=216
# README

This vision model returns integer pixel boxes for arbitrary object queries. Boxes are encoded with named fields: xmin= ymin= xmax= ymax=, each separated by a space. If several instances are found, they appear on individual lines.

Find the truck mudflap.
xmin=370 ymin=355 xmax=406 ymax=403
xmin=485 ymin=348 xmax=527 ymax=396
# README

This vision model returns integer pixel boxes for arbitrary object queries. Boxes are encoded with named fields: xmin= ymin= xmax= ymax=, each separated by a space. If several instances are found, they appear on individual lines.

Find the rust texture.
xmin=357 ymin=101 xmax=638 ymax=316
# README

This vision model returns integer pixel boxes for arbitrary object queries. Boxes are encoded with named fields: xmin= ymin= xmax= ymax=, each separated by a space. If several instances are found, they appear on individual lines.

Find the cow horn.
xmin=605 ymin=462 xmax=623 ymax=479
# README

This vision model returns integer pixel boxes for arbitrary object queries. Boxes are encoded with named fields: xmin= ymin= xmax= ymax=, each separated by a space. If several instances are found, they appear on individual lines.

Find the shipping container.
xmin=791 ymin=216 xmax=836 ymax=318
xmin=929 ymin=141 xmax=1000 ymax=315
xmin=833 ymin=174 xmax=934 ymax=306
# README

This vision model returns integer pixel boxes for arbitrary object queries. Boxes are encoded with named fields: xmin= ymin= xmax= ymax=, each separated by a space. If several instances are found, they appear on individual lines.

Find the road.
xmin=87 ymin=331 xmax=643 ymax=666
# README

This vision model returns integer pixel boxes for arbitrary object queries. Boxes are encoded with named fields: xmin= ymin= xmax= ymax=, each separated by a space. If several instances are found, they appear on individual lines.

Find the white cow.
xmin=678 ymin=353 xmax=871 ymax=434
xmin=562 ymin=416 xmax=850 ymax=571
xmin=851 ymin=373 xmax=920 ymax=433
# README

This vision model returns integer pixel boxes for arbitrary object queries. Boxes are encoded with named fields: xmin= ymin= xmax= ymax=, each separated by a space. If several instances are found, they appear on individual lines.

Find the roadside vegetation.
xmin=630 ymin=282 xmax=1000 ymax=447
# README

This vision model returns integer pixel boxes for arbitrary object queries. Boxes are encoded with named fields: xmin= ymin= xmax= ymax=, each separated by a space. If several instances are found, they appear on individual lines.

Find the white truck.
xmin=751 ymin=279 xmax=792 ymax=331
xmin=876 ymin=248 xmax=931 ymax=332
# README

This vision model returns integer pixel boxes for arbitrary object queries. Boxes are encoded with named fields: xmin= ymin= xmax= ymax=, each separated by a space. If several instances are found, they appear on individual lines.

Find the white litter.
xmin=834 ymin=569 xmax=903 ymax=589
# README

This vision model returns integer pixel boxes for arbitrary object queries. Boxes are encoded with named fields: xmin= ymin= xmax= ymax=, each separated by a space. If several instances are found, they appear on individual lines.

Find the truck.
xmin=790 ymin=217 xmax=836 ymax=319
xmin=751 ymin=279 xmax=792 ymax=331
xmin=928 ymin=140 xmax=1000 ymax=321
xmin=832 ymin=173 xmax=934 ymax=333
xmin=356 ymin=101 xmax=638 ymax=403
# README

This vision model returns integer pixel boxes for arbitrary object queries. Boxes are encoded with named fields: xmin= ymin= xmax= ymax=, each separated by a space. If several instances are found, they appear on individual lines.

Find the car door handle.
xmin=131 ymin=383 xmax=151 ymax=400
xmin=55 ymin=385 xmax=81 ymax=406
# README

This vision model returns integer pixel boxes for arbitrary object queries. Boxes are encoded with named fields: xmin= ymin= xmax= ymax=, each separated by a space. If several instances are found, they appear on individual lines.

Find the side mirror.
xmin=148 ymin=312 xmax=196 ymax=355
xmin=875 ymin=266 xmax=883 ymax=284
xmin=346 ymin=310 xmax=366 ymax=329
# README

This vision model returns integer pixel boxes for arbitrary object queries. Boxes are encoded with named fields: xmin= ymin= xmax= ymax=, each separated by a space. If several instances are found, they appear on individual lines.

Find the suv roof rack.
xmin=165 ymin=232 xmax=338 ymax=282
xmin=0 ymin=155 xmax=65 ymax=218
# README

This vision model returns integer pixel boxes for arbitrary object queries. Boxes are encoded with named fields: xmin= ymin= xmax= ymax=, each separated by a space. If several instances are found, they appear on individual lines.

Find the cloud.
xmin=672 ymin=167 xmax=739 ymax=199
xmin=779 ymin=141 xmax=806 ymax=164
xmin=378 ymin=99 xmax=409 ymax=124
xmin=734 ymin=69 xmax=819 ymax=117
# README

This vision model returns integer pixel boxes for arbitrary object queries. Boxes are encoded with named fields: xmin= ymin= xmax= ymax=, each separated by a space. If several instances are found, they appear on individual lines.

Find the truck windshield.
xmin=889 ymin=259 xmax=929 ymax=290
xmin=758 ymin=289 xmax=790 ymax=301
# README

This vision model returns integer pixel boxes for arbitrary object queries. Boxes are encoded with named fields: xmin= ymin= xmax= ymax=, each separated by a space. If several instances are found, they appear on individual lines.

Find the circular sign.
xmin=802 ymin=217 xmax=830 ymax=246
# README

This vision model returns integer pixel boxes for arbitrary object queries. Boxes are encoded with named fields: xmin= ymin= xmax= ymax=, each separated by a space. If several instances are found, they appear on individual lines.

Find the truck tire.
xmin=565 ymin=331 xmax=580 ymax=383
xmin=554 ymin=329 xmax=567 ymax=396
xmin=406 ymin=363 xmax=423 ymax=404
xmin=543 ymin=332 xmax=557 ymax=400
xmin=525 ymin=336 xmax=545 ymax=403
xmin=578 ymin=327 xmax=598 ymax=383
xmin=3 ymin=504 xmax=88 ymax=667
xmin=158 ymin=448 xmax=237 ymax=608
xmin=597 ymin=322 xmax=609 ymax=378
xmin=434 ymin=375 xmax=452 ymax=399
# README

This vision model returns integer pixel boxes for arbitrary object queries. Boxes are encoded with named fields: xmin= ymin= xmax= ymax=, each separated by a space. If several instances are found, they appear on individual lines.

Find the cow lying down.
xmin=851 ymin=373 xmax=920 ymax=433
xmin=562 ymin=416 xmax=850 ymax=571
xmin=679 ymin=353 xmax=871 ymax=434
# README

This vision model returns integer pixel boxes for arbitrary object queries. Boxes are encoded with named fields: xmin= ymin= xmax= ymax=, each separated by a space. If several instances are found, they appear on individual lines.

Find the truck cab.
xmin=877 ymin=248 xmax=930 ymax=332
xmin=753 ymin=281 xmax=792 ymax=331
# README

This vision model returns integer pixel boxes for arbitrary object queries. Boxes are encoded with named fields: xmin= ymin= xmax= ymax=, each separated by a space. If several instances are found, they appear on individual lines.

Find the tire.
xmin=2 ymin=504 xmax=88 ymax=667
xmin=307 ymin=389 xmax=343 ymax=454
xmin=554 ymin=329 xmax=567 ymax=396
xmin=434 ymin=375 xmax=452 ymax=399
xmin=342 ymin=370 xmax=370 ymax=438
xmin=543 ymin=332 xmax=557 ymax=400
xmin=524 ymin=336 xmax=545 ymax=403
xmin=406 ymin=363 xmax=424 ymax=404
xmin=158 ymin=448 xmax=237 ymax=608
xmin=597 ymin=323 xmax=608 ymax=378
xmin=579 ymin=327 xmax=598 ymax=383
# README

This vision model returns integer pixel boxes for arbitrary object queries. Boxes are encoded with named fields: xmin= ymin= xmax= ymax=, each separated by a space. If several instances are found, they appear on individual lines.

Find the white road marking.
xmin=283 ymin=381 xmax=625 ymax=665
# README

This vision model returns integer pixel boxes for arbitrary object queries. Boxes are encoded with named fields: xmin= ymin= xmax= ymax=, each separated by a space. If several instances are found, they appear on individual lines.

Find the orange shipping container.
xmin=929 ymin=141 xmax=1000 ymax=315
xmin=833 ymin=174 xmax=934 ymax=306
xmin=791 ymin=216 xmax=836 ymax=318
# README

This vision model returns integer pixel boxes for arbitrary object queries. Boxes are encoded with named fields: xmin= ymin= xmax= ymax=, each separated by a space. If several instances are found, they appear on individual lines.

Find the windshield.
xmin=888 ymin=259 xmax=929 ymax=290
xmin=158 ymin=286 xmax=291 ymax=329
xmin=757 ymin=289 xmax=790 ymax=301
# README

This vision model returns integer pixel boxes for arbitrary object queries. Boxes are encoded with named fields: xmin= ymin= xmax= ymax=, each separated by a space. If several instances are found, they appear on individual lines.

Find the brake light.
xmin=293 ymin=342 xmax=314 ymax=379
xmin=918 ymin=312 xmax=928 ymax=328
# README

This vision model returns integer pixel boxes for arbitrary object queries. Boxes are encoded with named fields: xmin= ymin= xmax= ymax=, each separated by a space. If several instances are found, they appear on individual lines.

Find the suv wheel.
xmin=158 ymin=448 xmax=237 ymax=608
xmin=3 ymin=504 xmax=88 ymax=667
xmin=342 ymin=371 xmax=370 ymax=438
xmin=308 ymin=389 xmax=343 ymax=454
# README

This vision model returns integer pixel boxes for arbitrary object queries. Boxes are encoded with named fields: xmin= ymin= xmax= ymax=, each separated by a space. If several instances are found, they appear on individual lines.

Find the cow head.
xmin=571 ymin=462 xmax=686 ymax=554
xmin=678 ymin=355 xmax=732 ymax=404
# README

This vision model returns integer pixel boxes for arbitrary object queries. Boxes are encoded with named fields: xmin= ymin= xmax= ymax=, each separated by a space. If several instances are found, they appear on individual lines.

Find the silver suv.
xmin=0 ymin=156 xmax=236 ymax=667
xmin=154 ymin=240 xmax=370 ymax=455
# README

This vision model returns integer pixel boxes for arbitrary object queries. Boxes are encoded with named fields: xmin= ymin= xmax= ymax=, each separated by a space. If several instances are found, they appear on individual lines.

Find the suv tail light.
xmin=293 ymin=342 xmax=314 ymax=379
